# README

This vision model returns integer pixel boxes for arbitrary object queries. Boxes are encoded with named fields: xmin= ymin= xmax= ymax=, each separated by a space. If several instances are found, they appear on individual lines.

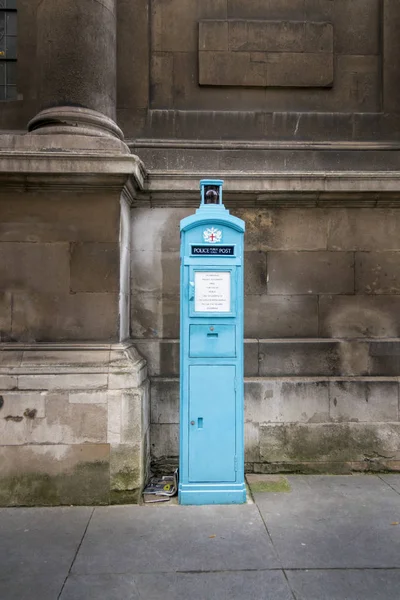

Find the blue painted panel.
xmin=189 ymin=324 xmax=236 ymax=358
xmin=188 ymin=365 xmax=236 ymax=483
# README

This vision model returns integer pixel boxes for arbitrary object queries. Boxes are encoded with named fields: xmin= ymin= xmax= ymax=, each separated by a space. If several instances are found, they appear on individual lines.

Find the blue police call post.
xmin=179 ymin=179 xmax=246 ymax=505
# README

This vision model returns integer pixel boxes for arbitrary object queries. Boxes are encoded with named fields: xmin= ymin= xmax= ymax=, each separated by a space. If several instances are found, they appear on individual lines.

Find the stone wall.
xmin=117 ymin=0 xmax=400 ymax=141
xmin=132 ymin=205 xmax=400 ymax=473
xmin=0 ymin=191 xmax=121 ymax=342
xmin=0 ymin=343 xmax=150 ymax=506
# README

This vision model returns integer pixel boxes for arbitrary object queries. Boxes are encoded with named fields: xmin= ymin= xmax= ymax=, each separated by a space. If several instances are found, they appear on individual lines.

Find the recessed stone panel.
xmin=199 ymin=20 xmax=333 ymax=87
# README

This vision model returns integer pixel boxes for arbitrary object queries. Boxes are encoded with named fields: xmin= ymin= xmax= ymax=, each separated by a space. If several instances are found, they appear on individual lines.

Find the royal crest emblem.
xmin=203 ymin=227 xmax=222 ymax=243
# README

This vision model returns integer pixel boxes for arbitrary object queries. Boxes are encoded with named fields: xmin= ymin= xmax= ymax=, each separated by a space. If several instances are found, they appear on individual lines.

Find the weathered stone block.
xmin=20 ymin=348 xmax=111 ymax=368
xmin=70 ymin=243 xmax=119 ymax=293
xmin=0 ymin=193 xmax=119 ymax=243
xmin=152 ymin=0 xmax=227 ymax=52
xmin=68 ymin=392 xmax=108 ymax=405
xmin=305 ymin=0 xmax=333 ymax=21
xmin=328 ymin=209 xmax=400 ymax=252
xmin=259 ymin=341 xmax=340 ymax=376
xmin=330 ymin=381 xmax=399 ymax=423
xmin=245 ymin=295 xmax=318 ymax=338
xmin=0 ymin=392 xmax=107 ymax=445
xmin=268 ymin=251 xmax=354 ymax=295
xmin=131 ymin=293 xmax=179 ymax=338
xmin=244 ymin=251 xmax=267 ymax=294
xmin=119 ymin=390 xmax=146 ymax=444
xmin=267 ymin=52 xmax=333 ymax=87
xmin=245 ymin=421 xmax=260 ymax=463
xmin=131 ymin=250 xmax=179 ymax=296
xmin=44 ymin=395 xmax=107 ymax=444
xmin=355 ymin=252 xmax=400 ymax=295
xmin=117 ymin=0 xmax=149 ymax=111
xmin=132 ymin=339 xmax=179 ymax=377
xmin=333 ymin=0 xmax=379 ymax=55
xmin=107 ymin=390 xmax=122 ymax=444
xmin=0 ymin=292 xmax=12 ymax=341
xmin=199 ymin=20 xmax=332 ymax=86
xmin=245 ymin=379 xmax=330 ymax=424
xmin=0 ymin=375 xmax=18 ymax=390
xmin=259 ymin=422 xmax=400 ymax=463
xmin=333 ymin=55 xmax=380 ymax=112
xmin=227 ymin=0 xmax=305 ymax=20
xmin=0 ymin=444 xmax=110 ymax=506
xmin=131 ymin=208 xmax=191 ymax=253
xmin=108 ymin=371 xmax=146 ymax=390
xmin=0 ymin=243 xmax=70 ymax=294
xmin=319 ymin=295 xmax=400 ymax=338
xmin=150 ymin=53 xmax=173 ymax=107
xmin=199 ymin=51 xmax=266 ymax=87
xmin=337 ymin=341 xmax=370 ymax=377
xmin=1 ymin=392 xmax=46 ymax=419
xmin=244 ymin=340 xmax=259 ymax=376
xmin=383 ymin=0 xmax=400 ymax=113
xmin=234 ymin=209 xmax=328 ymax=251
xmin=151 ymin=378 xmax=179 ymax=424
xmin=151 ymin=423 xmax=179 ymax=459
xmin=18 ymin=373 xmax=108 ymax=391
xmin=0 ymin=344 xmax=23 ymax=369
xmin=199 ymin=20 xmax=228 ymax=51
xmin=369 ymin=341 xmax=400 ymax=376
xmin=12 ymin=292 xmax=119 ymax=341
xmin=110 ymin=443 xmax=143 ymax=502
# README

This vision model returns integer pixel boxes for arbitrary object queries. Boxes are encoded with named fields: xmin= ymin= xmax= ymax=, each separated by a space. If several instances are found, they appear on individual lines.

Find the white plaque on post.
xmin=194 ymin=271 xmax=231 ymax=313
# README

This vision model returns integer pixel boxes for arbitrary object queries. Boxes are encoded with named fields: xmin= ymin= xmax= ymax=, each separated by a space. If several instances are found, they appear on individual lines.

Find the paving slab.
xmin=0 ymin=573 xmax=66 ymax=600
xmin=134 ymin=571 xmax=294 ymax=600
xmin=286 ymin=569 xmax=400 ymax=600
xmin=0 ymin=507 xmax=93 ymax=578
xmin=60 ymin=574 xmax=140 ymax=600
xmin=256 ymin=476 xmax=400 ymax=569
xmin=379 ymin=474 xmax=400 ymax=494
xmin=72 ymin=504 xmax=280 ymax=574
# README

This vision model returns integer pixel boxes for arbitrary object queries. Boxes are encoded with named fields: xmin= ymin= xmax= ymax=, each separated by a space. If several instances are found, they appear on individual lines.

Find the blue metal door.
xmin=188 ymin=364 xmax=236 ymax=483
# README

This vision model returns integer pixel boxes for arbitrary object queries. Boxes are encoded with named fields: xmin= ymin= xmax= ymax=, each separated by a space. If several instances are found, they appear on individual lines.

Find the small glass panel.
xmin=6 ymin=60 xmax=15 ymax=84
xmin=5 ymin=83 xmax=15 ymax=99
xmin=5 ymin=35 xmax=16 ymax=58
xmin=194 ymin=271 xmax=231 ymax=313
xmin=6 ymin=11 xmax=16 ymax=35
xmin=0 ymin=4 xmax=17 ymax=99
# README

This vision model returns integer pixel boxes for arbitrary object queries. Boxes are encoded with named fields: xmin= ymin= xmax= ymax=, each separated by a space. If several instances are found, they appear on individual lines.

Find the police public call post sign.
xmin=179 ymin=179 xmax=246 ymax=505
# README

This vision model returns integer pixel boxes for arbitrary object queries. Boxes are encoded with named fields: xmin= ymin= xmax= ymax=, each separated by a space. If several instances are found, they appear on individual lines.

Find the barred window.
xmin=0 ymin=0 xmax=17 ymax=101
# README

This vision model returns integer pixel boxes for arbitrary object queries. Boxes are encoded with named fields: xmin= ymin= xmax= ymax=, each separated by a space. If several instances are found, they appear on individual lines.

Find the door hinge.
xmin=234 ymin=456 xmax=238 ymax=471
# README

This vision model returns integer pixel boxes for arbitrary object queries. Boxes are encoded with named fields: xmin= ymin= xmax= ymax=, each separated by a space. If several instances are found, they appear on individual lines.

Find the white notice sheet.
xmin=194 ymin=271 xmax=231 ymax=313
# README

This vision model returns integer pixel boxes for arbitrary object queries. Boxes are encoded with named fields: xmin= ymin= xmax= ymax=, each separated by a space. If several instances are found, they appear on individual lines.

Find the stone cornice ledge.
xmin=0 ymin=341 xmax=147 ymax=376
xmin=0 ymin=152 xmax=146 ymax=192
xmin=139 ymin=171 xmax=400 ymax=207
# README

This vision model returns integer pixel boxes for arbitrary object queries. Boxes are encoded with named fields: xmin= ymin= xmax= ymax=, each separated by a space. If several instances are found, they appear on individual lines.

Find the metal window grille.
xmin=0 ymin=0 xmax=17 ymax=101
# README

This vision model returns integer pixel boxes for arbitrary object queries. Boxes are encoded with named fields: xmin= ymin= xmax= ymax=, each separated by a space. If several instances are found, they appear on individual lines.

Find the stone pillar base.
xmin=0 ymin=343 xmax=150 ymax=506
xmin=28 ymin=106 xmax=125 ymax=141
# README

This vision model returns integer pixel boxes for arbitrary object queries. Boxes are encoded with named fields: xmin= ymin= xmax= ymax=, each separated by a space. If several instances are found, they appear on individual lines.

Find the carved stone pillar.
xmin=28 ymin=0 xmax=123 ymax=139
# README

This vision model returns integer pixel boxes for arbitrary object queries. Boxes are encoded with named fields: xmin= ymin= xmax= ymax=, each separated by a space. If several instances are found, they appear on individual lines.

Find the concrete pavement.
xmin=1 ymin=475 xmax=400 ymax=599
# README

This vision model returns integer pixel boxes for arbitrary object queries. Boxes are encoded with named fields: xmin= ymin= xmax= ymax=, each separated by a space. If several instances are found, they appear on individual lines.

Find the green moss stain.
xmin=0 ymin=461 xmax=109 ymax=507
xmin=248 ymin=477 xmax=291 ymax=494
